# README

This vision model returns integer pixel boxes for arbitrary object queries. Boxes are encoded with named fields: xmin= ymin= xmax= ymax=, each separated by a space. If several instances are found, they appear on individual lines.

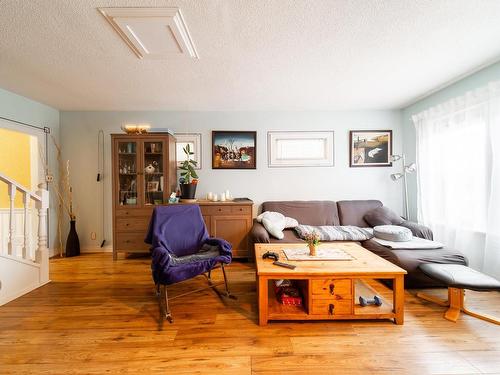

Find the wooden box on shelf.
xmin=111 ymin=133 xmax=177 ymax=260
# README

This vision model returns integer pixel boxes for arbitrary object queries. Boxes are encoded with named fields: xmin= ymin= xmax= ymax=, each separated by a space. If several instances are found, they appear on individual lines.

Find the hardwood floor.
xmin=1 ymin=253 xmax=499 ymax=374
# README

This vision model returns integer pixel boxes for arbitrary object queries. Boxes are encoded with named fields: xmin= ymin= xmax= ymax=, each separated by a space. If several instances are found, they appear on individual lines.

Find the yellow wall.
xmin=0 ymin=128 xmax=32 ymax=208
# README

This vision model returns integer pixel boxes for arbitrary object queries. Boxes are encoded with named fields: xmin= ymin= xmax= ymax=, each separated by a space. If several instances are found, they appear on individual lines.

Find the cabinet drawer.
xmin=203 ymin=206 xmax=233 ymax=215
xmin=310 ymin=299 xmax=353 ymax=316
xmin=116 ymin=208 xmax=153 ymax=217
xmin=116 ymin=217 xmax=150 ymax=232
xmin=231 ymin=206 xmax=251 ymax=215
xmin=115 ymin=233 xmax=150 ymax=251
xmin=311 ymin=279 xmax=352 ymax=298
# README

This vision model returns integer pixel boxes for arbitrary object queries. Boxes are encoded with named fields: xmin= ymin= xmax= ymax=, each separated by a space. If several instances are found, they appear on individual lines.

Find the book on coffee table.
xmin=283 ymin=247 xmax=354 ymax=261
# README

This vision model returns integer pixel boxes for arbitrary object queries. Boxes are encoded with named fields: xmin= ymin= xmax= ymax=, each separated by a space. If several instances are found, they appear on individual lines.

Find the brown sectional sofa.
xmin=250 ymin=200 xmax=467 ymax=288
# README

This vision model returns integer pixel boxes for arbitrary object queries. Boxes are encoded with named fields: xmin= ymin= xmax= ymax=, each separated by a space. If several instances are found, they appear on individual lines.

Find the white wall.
xmin=60 ymin=110 xmax=403 ymax=251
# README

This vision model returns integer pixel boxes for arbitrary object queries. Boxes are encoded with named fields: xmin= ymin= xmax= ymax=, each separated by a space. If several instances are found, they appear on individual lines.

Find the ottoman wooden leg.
xmin=444 ymin=288 xmax=463 ymax=322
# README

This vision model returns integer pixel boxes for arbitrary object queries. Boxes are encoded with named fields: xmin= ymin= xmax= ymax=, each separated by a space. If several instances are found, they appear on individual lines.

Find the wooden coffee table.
xmin=255 ymin=242 xmax=407 ymax=326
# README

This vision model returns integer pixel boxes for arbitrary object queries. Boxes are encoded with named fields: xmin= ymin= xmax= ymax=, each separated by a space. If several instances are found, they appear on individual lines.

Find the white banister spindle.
xmin=36 ymin=189 xmax=49 ymax=284
xmin=23 ymin=192 xmax=30 ymax=260
xmin=8 ymin=183 xmax=16 ymax=255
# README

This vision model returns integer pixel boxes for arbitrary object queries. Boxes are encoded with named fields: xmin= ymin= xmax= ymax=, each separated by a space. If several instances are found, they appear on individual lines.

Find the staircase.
xmin=0 ymin=172 xmax=49 ymax=305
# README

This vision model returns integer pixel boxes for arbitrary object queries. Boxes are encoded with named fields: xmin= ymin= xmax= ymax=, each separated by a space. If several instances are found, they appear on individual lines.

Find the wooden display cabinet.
xmin=111 ymin=133 xmax=177 ymax=260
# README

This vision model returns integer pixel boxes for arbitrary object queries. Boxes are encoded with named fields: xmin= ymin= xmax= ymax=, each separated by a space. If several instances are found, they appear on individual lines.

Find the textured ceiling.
xmin=1 ymin=0 xmax=500 ymax=111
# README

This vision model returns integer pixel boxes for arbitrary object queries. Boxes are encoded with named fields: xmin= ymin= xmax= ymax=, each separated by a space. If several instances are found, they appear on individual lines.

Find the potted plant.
xmin=304 ymin=231 xmax=320 ymax=256
xmin=179 ymin=143 xmax=199 ymax=199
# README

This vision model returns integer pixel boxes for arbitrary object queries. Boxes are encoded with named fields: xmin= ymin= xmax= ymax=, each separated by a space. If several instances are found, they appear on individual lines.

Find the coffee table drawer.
xmin=311 ymin=299 xmax=353 ymax=315
xmin=311 ymin=279 xmax=352 ymax=298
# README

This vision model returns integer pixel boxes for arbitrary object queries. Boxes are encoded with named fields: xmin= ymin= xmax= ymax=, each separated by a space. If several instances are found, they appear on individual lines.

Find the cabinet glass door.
xmin=143 ymin=140 xmax=165 ymax=206
xmin=117 ymin=141 xmax=138 ymax=206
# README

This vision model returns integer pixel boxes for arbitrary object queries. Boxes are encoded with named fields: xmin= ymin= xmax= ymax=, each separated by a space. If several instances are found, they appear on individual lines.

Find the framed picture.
xmin=268 ymin=131 xmax=334 ymax=167
xmin=349 ymin=130 xmax=392 ymax=167
xmin=146 ymin=181 xmax=159 ymax=192
xmin=212 ymin=131 xmax=257 ymax=169
xmin=175 ymin=133 xmax=201 ymax=169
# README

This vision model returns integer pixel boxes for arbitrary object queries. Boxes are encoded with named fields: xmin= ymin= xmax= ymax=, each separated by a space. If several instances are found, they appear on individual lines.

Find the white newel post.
xmin=36 ymin=189 xmax=50 ymax=284
xmin=8 ymin=183 xmax=16 ymax=255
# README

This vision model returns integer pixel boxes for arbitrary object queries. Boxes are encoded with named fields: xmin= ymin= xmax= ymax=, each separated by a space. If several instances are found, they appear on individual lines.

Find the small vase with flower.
xmin=304 ymin=231 xmax=321 ymax=256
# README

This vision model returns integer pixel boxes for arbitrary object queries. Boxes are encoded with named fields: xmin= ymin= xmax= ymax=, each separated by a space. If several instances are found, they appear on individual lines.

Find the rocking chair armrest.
xmin=205 ymin=237 xmax=232 ymax=256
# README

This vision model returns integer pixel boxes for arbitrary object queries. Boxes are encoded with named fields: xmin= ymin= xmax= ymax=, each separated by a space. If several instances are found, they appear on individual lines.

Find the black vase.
xmin=65 ymin=220 xmax=80 ymax=257
xmin=180 ymin=183 xmax=197 ymax=199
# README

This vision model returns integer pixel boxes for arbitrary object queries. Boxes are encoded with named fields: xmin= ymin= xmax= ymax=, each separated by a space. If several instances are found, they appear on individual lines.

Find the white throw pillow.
xmin=262 ymin=217 xmax=285 ymax=240
xmin=256 ymin=211 xmax=286 ymax=229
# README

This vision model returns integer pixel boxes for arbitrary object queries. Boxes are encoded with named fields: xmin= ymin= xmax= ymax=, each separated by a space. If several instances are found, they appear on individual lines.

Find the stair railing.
xmin=0 ymin=172 xmax=49 ymax=283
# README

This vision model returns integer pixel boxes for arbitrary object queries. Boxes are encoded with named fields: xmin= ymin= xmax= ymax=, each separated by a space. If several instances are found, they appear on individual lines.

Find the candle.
xmin=213 ymin=194 xmax=218 ymax=201
xmin=207 ymin=192 xmax=213 ymax=200
xmin=225 ymin=190 xmax=230 ymax=200
xmin=220 ymin=193 xmax=226 ymax=202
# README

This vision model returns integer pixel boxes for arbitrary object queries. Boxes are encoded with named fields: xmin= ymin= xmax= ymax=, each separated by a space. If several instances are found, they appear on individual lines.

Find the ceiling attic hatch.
xmin=98 ymin=7 xmax=199 ymax=59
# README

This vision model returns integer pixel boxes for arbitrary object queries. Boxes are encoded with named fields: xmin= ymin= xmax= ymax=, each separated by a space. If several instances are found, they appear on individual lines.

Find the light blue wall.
xmin=402 ymin=61 xmax=500 ymax=221
xmin=0 ymin=88 xmax=59 ymax=130
xmin=60 ymin=110 xmax=403 ymax=250
xmin=0 ymin=88 xmax=60 ymax=254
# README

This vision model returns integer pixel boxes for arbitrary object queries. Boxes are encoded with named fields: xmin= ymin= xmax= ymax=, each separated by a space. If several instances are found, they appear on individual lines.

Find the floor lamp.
xmin=390 ymin=154 xmax=416 ymax=220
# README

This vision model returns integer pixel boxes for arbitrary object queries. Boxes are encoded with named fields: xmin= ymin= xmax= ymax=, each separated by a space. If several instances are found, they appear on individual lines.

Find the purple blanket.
xmin=145 ymin=205 xmax=232 ymax=285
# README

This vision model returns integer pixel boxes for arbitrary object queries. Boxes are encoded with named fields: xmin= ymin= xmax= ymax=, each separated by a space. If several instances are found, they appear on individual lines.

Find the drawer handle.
xmin=239 ymin=208 xmax=243 ymax=211
xmin=126 ymin=223 xmax=130 ymax=226
xmin=329 ymin=303 xmax=334 ymax=315
xmin=329 ymin=284 xmax=335 ymax=295
xmin=218 ymin=208 xmax=222 ymax=212
xmin=125 ymin=240 xmax=130 ymax=243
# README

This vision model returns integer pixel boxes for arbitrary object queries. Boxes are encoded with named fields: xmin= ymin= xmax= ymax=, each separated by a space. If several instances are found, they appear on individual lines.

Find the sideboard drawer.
xmin=231 ymin=206 xmax=252 ymax=215
xmin=310 ymin=299 xmax=353 ymax=316
xmin=311 ymin=279 xmax=352 ymax=298
xmin=115 ymin=232 xmax=149 ymax=252
xmin=116 ymin=217 xmax=150 ymax=232
xmin=202 ymin=206 xmax=233 ymax=215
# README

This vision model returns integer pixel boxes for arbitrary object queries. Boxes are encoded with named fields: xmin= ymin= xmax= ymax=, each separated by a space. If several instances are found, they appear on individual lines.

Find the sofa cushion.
xmin=295 ymin=225 xmax=373 ymax=241
xmin=262 ymin=201 xmax=340 ymax=226
xmin=362 ymin=239 xmax=468 ymax=288
xmin=373 ymin=225 xmax=412 ymax=242
xmin=337 ymin=200 xmax=383 ymax=227
xmin=364 ymin=206 xmax=404 ymax=226
xmin=267 ymin=229 xmax=303 ymax=244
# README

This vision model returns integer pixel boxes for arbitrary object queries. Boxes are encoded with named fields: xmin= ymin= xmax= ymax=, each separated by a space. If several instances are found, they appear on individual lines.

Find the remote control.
xmin=273 ymin=261 xmax=296 ymax=270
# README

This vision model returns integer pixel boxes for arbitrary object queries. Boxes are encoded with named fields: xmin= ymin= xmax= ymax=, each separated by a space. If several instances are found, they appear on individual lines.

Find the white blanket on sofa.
xmin=372 ymin=236 xmax=444 ymax=249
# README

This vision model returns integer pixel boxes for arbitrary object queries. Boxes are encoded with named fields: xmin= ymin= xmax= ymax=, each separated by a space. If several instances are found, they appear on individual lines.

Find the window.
xmin=268 ymin=131 xmax=334 ymax=167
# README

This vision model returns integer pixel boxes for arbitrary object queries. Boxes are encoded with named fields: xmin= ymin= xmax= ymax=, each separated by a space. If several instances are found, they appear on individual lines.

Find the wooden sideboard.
xmin=113 ymin=200 xmax=253 ymax=260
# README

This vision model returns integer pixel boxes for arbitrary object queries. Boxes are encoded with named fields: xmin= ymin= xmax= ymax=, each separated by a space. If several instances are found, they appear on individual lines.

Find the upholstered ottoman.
xmin=416 ymin=264 xmax=500 ymax=324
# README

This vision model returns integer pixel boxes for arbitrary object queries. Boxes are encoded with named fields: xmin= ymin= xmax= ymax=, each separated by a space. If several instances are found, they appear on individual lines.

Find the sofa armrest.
xmin=250 ymin=219 xmax=270 ymax=244
xmin=400 ymin=220 xmax=433 ymax=240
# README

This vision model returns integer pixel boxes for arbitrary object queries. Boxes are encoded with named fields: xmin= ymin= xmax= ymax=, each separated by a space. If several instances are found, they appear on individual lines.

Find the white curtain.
xmin=413 ymin=81 xmax=500 ymax=279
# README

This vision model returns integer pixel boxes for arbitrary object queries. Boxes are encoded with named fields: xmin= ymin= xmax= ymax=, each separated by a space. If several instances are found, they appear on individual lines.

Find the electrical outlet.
xmin=45 ymin=174 xmax=54 ymax=183
xmin=91 ymin=232 xmax=96 ymax=240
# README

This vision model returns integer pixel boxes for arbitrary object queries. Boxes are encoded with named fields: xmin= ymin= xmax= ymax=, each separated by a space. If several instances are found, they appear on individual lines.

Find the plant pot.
xmin=180 ymin=183 xmax=197 ymax=199
xmin=308 ymin=244 xmax=317 ymax=256
xmin=65 ymin=220 xmax=80 ymax=257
